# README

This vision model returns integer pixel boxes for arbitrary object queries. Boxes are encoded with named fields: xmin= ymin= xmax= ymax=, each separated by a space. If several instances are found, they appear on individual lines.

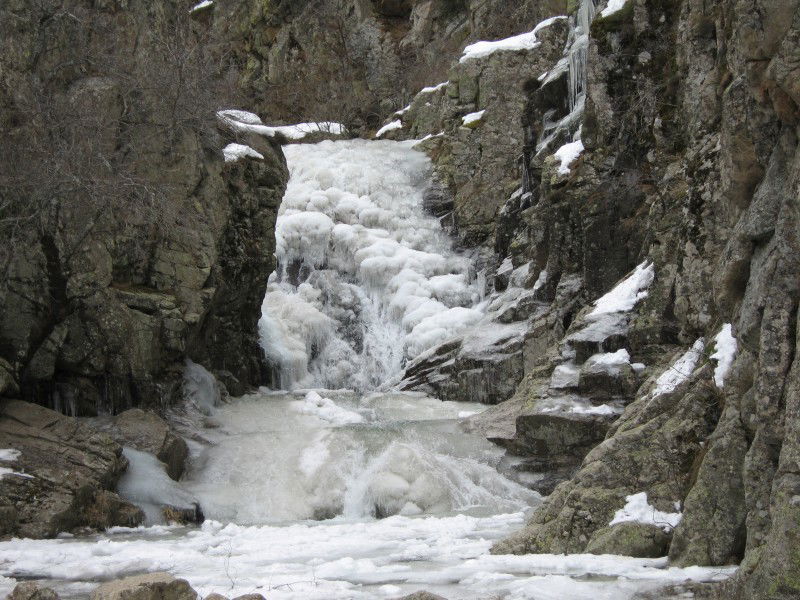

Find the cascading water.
xmin=259 ymin=140 xmax=483 ymax=391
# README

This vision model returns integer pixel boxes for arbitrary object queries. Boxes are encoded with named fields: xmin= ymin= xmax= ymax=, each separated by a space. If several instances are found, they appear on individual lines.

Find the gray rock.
xmin=0 ymin=400 xmax=144 ymax=539
xmin=6 ymin=582 xmax=59 ymax=600
xmin=586 ymin=522 xmax=672 ymax=558
xmin=91 ymin=573 xmax=197 ymax=600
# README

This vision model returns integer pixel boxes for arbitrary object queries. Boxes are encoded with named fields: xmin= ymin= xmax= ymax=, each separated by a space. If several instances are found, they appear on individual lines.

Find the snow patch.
xmin=222 ymin=143 xmax=263 ymax=163
xmin=460 ymin=16 xmax=568 ymax=63
xmin=0 ymin=448 xmax=32 ymax=480
xmin=710 ymin=323 xmax=737 ymax=388
xmin=601 ymin=0 xmax=628 ymax=18
xmin=554 ymin=139 xmax=584 ymax=174
xmin=610 ymin=492 xmax=682 ymax=531
xmin=189 ymin=0 xmax=213 ymax=13
xmin=419 ymin=82 xmax=448 ymax=95
xmin=375 ymin=120 xmax=403 ymax=138
xmin=588 ymin=262 xmax=655 ymax=319
xmin=651 ymin=339 xmax=705 ymax=398
xmin=462 ymin=110 xmax=486 ymax=126
xmin=218 ymin=110 xmax=346 ymax=141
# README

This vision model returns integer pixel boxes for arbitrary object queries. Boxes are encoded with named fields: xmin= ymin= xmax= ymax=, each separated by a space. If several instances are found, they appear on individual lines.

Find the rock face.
xmin=203 ymin=0 xmax=566 ymax=130
xmin=375 ymin=0 xmax=800 ymax=596
xmin=445 ymin=0 xmax=800 ymax=598
xmin=0 ymin=400 xmax=144 ymax=538
xmin=0 ymin=1 xmax=289 ymax=416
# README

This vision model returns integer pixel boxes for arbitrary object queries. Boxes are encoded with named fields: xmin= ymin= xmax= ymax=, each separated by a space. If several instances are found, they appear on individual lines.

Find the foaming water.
xmin=182 ymin=390 xmax=537 ymax=524
xmin=260 ymin=140 xmax=483 ymax=391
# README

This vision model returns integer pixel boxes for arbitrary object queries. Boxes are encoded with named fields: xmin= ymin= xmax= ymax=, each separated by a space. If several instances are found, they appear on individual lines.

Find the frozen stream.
xmin=0 ymin=390 xmax=733 ymax=600
xmin=0 ymin=141 xmax=735 ymax=599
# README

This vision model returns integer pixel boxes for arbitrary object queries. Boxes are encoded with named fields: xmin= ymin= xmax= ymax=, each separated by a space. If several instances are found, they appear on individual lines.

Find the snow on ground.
xmin=460 ymin=16 xmax=568 ymax=63
xmin=711 ymin=323 xmax=737 ymax=388
xmin=375 ymin=120 xmax=403 ymax=138
xmin=588 ymin=262 xmax=655 ymax=319
xmin=222 ymin=143 xmax=264 ymax=163
xmin=650 ymin=339 xmax=705 ymax=398
xmin=554 ymin=139 xmax=584 ymax=174
xmin=610 ymin=492 xmax=682 ymax=532
xmin=291 ymin=391 xmax=365 ymax=425
xmin=0 ymin=512 xmax=735 ymax=600
xmin=461 ymin=110 xmax=486 ymax=126
xmin=601 ymin=0 xmax=628 ymax=18
xmin=217 ymin=110 xmax=346 ymax=141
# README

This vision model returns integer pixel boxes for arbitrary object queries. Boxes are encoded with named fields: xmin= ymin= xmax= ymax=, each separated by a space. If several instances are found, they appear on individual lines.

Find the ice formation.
xmin=260 ymin=140 xmax=482 ymax=391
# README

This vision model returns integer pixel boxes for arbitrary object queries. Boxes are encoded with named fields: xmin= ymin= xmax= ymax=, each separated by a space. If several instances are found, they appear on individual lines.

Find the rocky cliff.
xmin=374 ymin=0 xmax=800 ymax=597
xmin=0 ymin=1 xmax=289 ymax=416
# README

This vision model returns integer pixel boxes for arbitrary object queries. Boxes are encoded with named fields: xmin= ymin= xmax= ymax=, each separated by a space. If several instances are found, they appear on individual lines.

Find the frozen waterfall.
xmin=260 ymin=139 xmax=483 ymax=391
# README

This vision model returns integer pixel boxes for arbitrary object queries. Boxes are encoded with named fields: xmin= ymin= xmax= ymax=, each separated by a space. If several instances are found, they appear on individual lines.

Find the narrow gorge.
xmin=1 ymin=1 xmax=799 ymax=599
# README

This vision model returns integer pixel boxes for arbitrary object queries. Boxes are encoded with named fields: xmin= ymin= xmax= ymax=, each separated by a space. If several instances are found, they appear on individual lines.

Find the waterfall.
xmin=259 ymin=140 xmax=483 ymax=391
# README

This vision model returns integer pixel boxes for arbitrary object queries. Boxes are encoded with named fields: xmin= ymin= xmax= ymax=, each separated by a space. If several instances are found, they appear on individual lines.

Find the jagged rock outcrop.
xmin=203 ymin=0 xmax=565 ymax=130
xmin=0 ymin=400 xmax=144 ymax=538
xmin=447 ymin=0 xmax=800 ymax=598
xmin=0 ymin=1 xmax=289 ymax=416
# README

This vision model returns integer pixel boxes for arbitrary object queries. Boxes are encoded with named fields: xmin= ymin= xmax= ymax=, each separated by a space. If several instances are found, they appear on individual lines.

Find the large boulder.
xmin=0 ymin=400 xmax=143 ymax=539
xmin=91 ymin=573 xmax=197 ymax=600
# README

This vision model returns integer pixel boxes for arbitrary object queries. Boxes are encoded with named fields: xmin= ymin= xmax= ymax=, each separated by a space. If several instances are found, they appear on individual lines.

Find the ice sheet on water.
xmin=0 ymin=511 xmax=735 ymax=600
xmin=291 ymin=391 xmax=364 ymax=425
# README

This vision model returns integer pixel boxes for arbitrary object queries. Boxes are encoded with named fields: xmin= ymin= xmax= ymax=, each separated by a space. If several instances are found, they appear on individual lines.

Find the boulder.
xmin=7 ymin=582 xmax=60 ymax=600
xmin=394 ymin=593 xmax=449 ymax=600
xmin=585 ymin=522 xmax=671 ymax=558
xmin=0 ymin=400 xmax=144 ymax=539
xmin=91 ymin=573 xmax=197 ymax=600
xmin=113 ymin=409 xmax=189 ymax=480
